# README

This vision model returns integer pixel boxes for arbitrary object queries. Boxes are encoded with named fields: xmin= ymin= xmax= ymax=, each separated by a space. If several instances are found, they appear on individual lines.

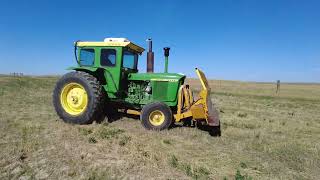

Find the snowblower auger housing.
xmin=174 ymin=68 xmax=220 ymax=126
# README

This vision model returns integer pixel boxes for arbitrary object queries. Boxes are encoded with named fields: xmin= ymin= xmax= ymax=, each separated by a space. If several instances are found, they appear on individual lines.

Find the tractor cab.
xmin=74 ymin=38 xmax=144 ymax=98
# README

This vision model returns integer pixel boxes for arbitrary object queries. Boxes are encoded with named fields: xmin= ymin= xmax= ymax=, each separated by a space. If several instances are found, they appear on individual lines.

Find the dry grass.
xmin=0 ymin=76 xmax=320 ymax=179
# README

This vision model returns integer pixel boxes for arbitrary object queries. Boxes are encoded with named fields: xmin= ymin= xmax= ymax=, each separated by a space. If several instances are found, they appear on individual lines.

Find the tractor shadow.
xmin=171 ymin=119 xmax=221 ymax=137
xmin=95 ymin=109 xmax=140 ymax=124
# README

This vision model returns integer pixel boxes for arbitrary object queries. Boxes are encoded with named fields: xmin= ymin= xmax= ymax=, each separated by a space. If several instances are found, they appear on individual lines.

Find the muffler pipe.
xmin=146 ymin=38 xmax=154 ymax=73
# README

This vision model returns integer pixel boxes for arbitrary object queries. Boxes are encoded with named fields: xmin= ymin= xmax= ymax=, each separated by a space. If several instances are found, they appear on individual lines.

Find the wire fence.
xmin=9 ymin=72 xmax=24 ymax=77
xmin=186 ymin=78 xmax=320 ymax=100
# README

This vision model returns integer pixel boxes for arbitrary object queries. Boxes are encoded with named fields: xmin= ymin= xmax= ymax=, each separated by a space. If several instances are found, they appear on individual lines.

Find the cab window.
xmin=101 ymin=49 xmax=116 ymax=67
xmin=123 ymin=50 xmax=138 ymax=69
xmin=79 ymin=49 xmax=95 ymax=66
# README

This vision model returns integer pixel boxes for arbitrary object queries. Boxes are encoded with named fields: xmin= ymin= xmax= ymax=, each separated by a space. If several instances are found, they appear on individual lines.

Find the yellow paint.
xmin=126 ymin=109 xmax=141 ymax=115
xmin=188 ymin=87 xmax=193 ymax=104
xmin=173 ymin=110 xmax=193 ymax=120
xmin=183 ymin=87 xmax=191 ymax=109
xmin=175 ymin=85 xmax=184 ymax=122
xmin=195 ymin=68 xmax=210 ymax=90
xmin=174 ymin=69 xmax=210 ymax=122
xmin=60 ymin=83 xmax=88 ymax=116
xmin=190 ymin=104 xmax=206 ymax=119
xmin=76 ymin=41 xmax=145 ymax=53
xmin=149 ymin=110 xmax=165 ymax=126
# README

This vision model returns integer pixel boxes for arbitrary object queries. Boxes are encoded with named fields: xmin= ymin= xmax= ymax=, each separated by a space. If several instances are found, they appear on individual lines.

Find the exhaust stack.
xmin=146 ymin=38 xmax=154 ymax=73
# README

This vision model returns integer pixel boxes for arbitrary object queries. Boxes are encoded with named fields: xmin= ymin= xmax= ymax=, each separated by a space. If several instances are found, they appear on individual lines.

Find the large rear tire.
xmin=141 ymin=102 xmax=173 ymax=130
xmin=53 ymin=71 xmax=104 ymax=124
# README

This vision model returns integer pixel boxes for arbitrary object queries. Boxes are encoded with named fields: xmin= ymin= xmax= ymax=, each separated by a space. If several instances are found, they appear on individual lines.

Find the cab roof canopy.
xmin=76 ymin=38 xmax=145 ymax=53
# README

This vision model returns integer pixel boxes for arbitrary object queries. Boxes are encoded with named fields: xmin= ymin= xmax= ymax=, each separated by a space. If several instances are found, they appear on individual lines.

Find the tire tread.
xmin=53 ymin=71 xmax=104 ymax=124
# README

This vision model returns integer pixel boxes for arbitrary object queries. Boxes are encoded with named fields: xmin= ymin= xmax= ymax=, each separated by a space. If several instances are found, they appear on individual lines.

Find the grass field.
xmin=0 ymin=75 xmax=320 ymax=179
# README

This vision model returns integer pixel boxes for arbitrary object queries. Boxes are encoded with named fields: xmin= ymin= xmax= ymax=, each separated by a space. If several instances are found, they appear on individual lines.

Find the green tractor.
xmin=53 ymin=38 xmax=220 ymax=133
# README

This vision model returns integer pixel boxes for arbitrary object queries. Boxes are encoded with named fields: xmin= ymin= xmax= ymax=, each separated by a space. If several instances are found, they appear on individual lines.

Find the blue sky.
xmin=0 ymin=0 xmax=319 ymax=82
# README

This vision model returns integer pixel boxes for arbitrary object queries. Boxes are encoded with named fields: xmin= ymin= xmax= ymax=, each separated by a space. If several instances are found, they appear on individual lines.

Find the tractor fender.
xmin=67 ymin=66 xmax=99 ymax=72
xmin=66 ymin=67 xmax=107 ymax=91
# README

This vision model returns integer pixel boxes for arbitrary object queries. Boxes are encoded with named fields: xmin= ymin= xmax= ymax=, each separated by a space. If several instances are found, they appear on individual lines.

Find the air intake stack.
xmin=146 ymin=38 xmax=154 ymax=73
xmin=163 ymin=47 xmax=170 ymax=73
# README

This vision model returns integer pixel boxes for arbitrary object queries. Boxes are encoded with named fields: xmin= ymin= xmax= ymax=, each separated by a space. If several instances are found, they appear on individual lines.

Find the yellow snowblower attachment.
xmin=174 ymin=68 xmax=220 ymax=127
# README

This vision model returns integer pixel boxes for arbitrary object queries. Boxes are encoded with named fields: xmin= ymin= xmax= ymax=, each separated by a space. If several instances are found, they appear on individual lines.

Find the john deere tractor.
xmin=53 ymin=38 xmax=220 ymax=133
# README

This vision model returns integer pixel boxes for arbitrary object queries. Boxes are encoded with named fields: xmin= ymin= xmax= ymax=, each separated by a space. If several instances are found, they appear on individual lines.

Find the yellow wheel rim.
xmin=149 ymin=110 xmax=165 ymax=126
xmin=60 ymin=83 xmax=88 ymax=116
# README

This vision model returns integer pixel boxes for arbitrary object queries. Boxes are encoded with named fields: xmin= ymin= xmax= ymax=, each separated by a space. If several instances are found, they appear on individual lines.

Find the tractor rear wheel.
xmin=53 ymin=71 xmax=104 ymax=124
xmin=141 ymin=102 xmax=173 ymax=130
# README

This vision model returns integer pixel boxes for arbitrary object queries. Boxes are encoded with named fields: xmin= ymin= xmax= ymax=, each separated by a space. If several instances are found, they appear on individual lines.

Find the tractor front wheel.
xmin=141 ymin=102 xmax=173 ymax=130
xmin=53 ymin=71 xmax=104 ymax=124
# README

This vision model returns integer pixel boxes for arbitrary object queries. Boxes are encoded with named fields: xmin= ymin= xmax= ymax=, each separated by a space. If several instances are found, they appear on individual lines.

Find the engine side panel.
xmin=125 ymin=79 xmax=183 ymax=107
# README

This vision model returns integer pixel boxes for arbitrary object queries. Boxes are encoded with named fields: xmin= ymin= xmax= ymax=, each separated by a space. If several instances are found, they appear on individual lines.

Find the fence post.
xmin=276 ymin=80 xmax=280 ymax=94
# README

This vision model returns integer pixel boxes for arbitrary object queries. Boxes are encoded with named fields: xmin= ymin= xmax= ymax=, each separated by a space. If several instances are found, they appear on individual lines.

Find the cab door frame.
xmin=98 ymin=46 xmax=123 ymax=98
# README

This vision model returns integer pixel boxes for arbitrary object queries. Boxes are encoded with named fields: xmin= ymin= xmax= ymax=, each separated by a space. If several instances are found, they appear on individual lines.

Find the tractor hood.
xmin=128 ymin=73 xmax=186 ymax=82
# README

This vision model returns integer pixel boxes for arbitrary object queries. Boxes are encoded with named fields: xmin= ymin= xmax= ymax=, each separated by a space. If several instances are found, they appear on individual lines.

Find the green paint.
xmin=164 ymin=56 xmax=168 ymax=73
xmin=67 ymin=66 xmax=98 ymax=72
xmin=128 ymin=73 xmax=184 ymax=81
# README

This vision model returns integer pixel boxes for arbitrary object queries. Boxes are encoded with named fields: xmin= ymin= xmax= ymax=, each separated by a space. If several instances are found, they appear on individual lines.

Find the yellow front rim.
xmin=149 ymin=110 xmax=165 ymax=126
xmin=60 ymin=83 xmax=88 ymax=116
